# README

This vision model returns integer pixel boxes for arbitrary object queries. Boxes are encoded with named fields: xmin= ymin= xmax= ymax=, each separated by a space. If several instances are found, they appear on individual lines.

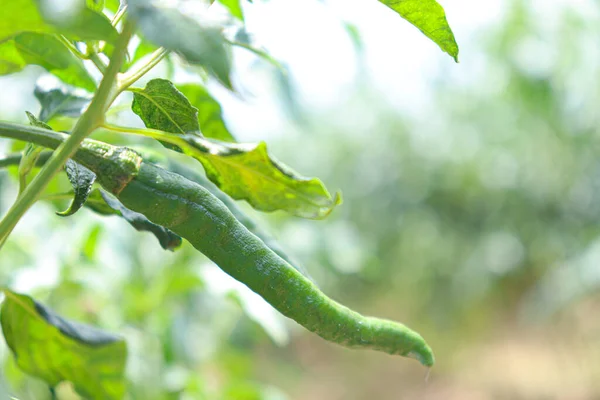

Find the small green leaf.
xmin=178 ymin=83 xmax=236 ymax=142
xmin=25 ymin=111 xmax=51 ymax=130
xmin=131 ymin=79 xmax=201 ymax=150
xmin=57 ymin=160 xmax=97 ymax=217
xmin=0 ymin=32 xmax=97 ymax=91
xmin=34 ymin=79 xmax=92 ymax=122
xmin=378 ymin=0 xmax=459 ymax=61
xmin=127 ymin=0 xmax=232 ymax=88
xmin=219 ymin=0 xmax=244 ymax=21
xmin=86 ymin=189 xmax=183 ymax=251
xmin=0 ymin=290 xmax=127 ymax=400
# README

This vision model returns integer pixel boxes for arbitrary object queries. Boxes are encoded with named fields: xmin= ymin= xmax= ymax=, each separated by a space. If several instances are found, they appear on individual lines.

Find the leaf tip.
xmin=333 ymin=190 xmax=343 ymax=206
xmin=55 ymin=209 xmax=75 ymax=217
xmin=314 ymin=190 xmax=343 ymax=220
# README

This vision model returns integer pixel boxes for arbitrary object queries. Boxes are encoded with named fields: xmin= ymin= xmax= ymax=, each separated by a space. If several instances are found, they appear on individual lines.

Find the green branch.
xmin=57 ymin=35 xmax=86 ymax=59
xmin=112 ymin=5 xmax=128 ymax=26
xmin=88 ymin=52 xmax=108 ymax=74
xmin=57 ymin=35 xmax=108 ymax=74
xmin=0 ymin=123 xmax=67 ymax=149
xmin=0 ymin=151 xmax=53 ymax=169
xmin=118 ymin=48 xmax=170 ymax=91
xmin=0 ymin=20 xmax=136 ymax=246
xmin=101 ymin=123 xmax=185 ymax=147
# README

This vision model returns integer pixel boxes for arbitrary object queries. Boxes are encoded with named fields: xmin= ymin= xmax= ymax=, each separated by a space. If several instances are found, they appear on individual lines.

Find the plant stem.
xmin=117 ymin=48 xmax=170 ymax=91
xmin=0 ymin=153 xmax=22 ymax=168
xmin=0 ymin=151 xmax=53 ymax=169
xmin=0 ymin=21 xmax=136 ymax=245
xmin=0 ymin=123 xmax=67 ymax=148
xmin=88 ymin=52 xmax=108 ymax=74
xmin=58 ymin=35 xmax=107 ymax=74
xmin=101 ymin=123 xmax=187 ymax=148
xmin=57 ymin=35 xmax=86 ymax=59
xmin=225 ymin=39 xmax=285 ymax=71
xmin=112 ymin=5 xmax=128 ymax=26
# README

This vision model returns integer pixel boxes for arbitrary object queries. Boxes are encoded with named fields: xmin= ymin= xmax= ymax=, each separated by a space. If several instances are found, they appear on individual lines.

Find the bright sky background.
xmin=214 ymin=0 xmax=505 ymax=141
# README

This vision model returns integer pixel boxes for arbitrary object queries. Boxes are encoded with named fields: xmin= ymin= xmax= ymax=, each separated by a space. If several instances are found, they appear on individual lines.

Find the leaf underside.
xmin=34 ymin=79 xmax=92 ymax=122
xmin=127 ymin=0 xmax=232 ymax=87
xmin=58 ymin=160 xmax=97 ymax=217
xmin=0 ymin=32 xmax=96 ymax=91
xmin=0 ymin=290 xmax=127 ymax=400
xmin=86 ymin=189 xmax=183 ymax=251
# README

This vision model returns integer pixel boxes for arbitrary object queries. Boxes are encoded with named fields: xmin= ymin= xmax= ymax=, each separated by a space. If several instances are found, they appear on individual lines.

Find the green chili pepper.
xmin=0 ymin=123 xmax=434 ymax=366
xmin=115 ymin=162 xmax=434 ymax=366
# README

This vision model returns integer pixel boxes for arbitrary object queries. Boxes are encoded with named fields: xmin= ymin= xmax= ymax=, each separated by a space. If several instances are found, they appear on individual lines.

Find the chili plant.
xmin=0 ymin=0 xmax=458 ymax=398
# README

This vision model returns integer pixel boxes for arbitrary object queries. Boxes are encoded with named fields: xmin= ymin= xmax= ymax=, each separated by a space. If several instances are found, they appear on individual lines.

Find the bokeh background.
xmin=1 ymin=0 xmax=600 ymax=399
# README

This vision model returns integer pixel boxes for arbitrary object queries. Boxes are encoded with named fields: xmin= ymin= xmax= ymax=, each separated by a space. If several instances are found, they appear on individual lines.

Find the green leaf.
xmin=0 ymin=290 xmax=127 ymax=400
xmin=25 ymin=111 xmax=51 ymax=130
xmin=0 ymin=0 xmax=119 ymax=45
xmin=0 ymin=0 xmax=48 ymax=41
xmin=378 ymin=0 xmax=459 ymax=61
xmin=127 ymin=0 xmax=233 ymax=88
xmin=182 ymin=138 xmax=342 ymax=218
xmin=178 ymin=83 xmax=236 ymax=142
xmin=0 ymin=32 xmax=96 ymax=91
xmin=49 ymin=7 xmax=119 ymax=44
xmin=86 ymin=189 xmax=183 ymax=251
xmin=131 ymin=79 xmax=201 ymax=150
xmin=57 ymin=160 xmax=96 ymax=217
xmin=131 ymin=79 xmax=236 ymax=143
xmin=131 ymin=79 xmax=200 ymax=135
xmin=219 ymin=0 xmax=244 ymax=21
xmin=34 ymin=79 xmax=92 ymax=122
